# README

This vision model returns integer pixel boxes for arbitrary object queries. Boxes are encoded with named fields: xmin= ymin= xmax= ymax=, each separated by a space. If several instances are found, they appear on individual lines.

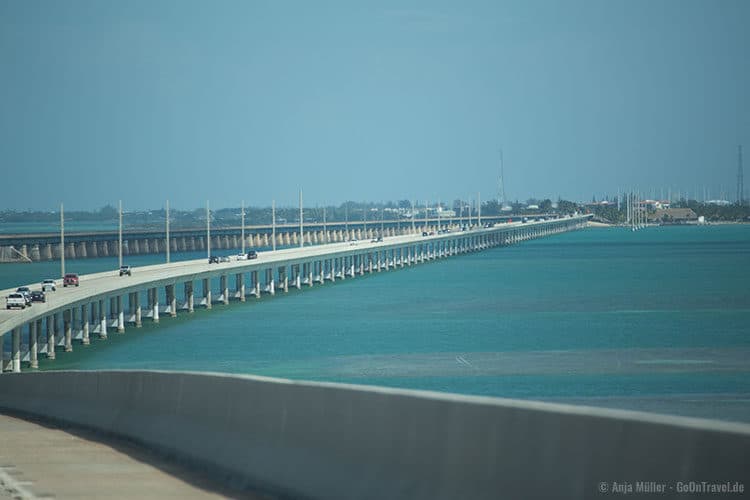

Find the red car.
xmin=63 ymin=273 xmax=79 ymax=287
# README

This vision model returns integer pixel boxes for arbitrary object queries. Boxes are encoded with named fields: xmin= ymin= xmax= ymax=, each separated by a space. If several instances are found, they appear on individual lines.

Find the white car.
xmin=41 ymin=279 xmax=56 ymax=292
xmin=6 ymin=293 xmax=27 ymax=310
xmin=234 ymin=254 xmax=248 ymax=261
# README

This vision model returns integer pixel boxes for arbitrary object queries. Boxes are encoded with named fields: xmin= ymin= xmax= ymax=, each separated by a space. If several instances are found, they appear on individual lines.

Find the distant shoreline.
xmin=587 ymin=221 xmax=750 ymax=228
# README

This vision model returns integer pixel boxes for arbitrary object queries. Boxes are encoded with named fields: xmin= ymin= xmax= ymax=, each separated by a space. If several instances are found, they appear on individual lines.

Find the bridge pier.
xmin=63 ymin=309 xmax=73 ymax=351
xmin=46 ymin=314 xmax=56 ymax=359
xmin=117 ymin=296 xmax=125 ymax=332
xmin=167 ymin=285 xmax=177 ymax=316
xmin=203 ymin=279 xmax=212 ymax=309
xmin=29 ymin=321 xmax=39 ymax=368
xmin=220 ymin=276 xmax=229 ymax=305
xmin=98 ymin=299 xmax=108 ymax=338
xmin=185 ymin=281 xmax=194 ymax=312
xmin=11 ymin=327 xmax=21 ymax=373
xmin=236 ymin=273 xmax=246 ymax=301
xmin=81 ymin=304 xmax=90 ymax=344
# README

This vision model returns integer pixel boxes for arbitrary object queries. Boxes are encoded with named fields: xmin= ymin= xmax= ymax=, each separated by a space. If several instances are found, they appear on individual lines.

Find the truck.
xmin=6 ymin=293 xmax=27 ymax=309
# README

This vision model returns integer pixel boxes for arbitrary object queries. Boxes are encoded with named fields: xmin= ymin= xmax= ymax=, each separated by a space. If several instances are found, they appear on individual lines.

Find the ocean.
xmin=2 ymin=225 xmax=749 ymax=423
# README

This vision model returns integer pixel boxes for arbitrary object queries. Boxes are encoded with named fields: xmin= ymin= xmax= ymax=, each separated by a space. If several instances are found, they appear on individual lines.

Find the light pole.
xmin=165 ymin=199 xmax=170 ymax=263
xmin=118 ymin=200 xmax=123 ymax=268
xmin=272 ymin=200 xmax=276 ymax=251
xmin=323 ymin=206 xmax=327 ymax=243
xmin=60 ymin=203 xmax=65 ymax=278
xmin=299 ymin=189 xmax=304 ymax=248
xmin=241 ymin=200 xmax=245 ymax=254
xmin=206 ymin=200 xmax=211 ymax=259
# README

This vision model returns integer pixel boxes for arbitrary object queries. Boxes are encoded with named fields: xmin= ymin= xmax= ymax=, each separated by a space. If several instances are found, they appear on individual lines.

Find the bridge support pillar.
xmin=185 ymin=281 xmax=194 ymax=313
xmin=81 ymin=304 xmax=90 ymax=344
xmin=151 ymin=288 xmax=160 ymax=322
xmin=236 ymin=273 xmax=246 ymax=301
xmin=220 ymin=276 xmax=229 ymax=305
xmin=167 ymin=285 xmax=177 ymax=316
xmin=117 ymin=296 xmax=125 ymax=332
xmin=29 ymin=320 xmax=40 ymax=368
xmin=134 ymin=293 xmax=142 ymax=326
xmin=12 ymin=327 xmax=21 ymax=373
xmin=46 ymin=314 xmax=57 ymax=358
xmin=64 ymin=309 xmax=73 ymax=351
xmin=203 ymin=279 xmax=212 ymax=309
xmin=99 ymin=299 xmax=108 ymax=339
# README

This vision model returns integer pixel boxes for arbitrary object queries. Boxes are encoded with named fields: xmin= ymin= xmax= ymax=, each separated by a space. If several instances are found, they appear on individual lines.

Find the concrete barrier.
xmin=0 ymin=371 xmax=748 ymax=499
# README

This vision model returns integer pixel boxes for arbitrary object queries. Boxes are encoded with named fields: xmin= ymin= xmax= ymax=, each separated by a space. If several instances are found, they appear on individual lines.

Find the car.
xmin=371 ymin=236 xmax=383 ymax=243
xmin=63 ymin=273 xmax=79 ymax=287
xmin=208 ymin=256 xmax=220 ymax=264
xmin=219 ymin=256 xmax=231 ymax=263
xmin=30 ymin=290 xmax=46 ymax=303
xmin=247 ymin=250 xmax=258 ymax=260
xmin=235 ymin=253 xmax=248 ymax=261
xmin=349 ymin=238 xmax=358 ymax=246
xmin=119 ymin=265 xmax=132 ymax=276
xmin=16 ymin=286 xmax=32 ymax=305
xmin=422 ymin=231 xmax=429 ymax=237
xmin=6 ymin=293 xmax=26 ymax=310
xmin=41 ymin=279 xmax=56 ymax=292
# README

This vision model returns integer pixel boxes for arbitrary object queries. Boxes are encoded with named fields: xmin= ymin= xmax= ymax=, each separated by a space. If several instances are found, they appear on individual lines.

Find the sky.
xmin=1 ymin=0 xmax=748 ymax=210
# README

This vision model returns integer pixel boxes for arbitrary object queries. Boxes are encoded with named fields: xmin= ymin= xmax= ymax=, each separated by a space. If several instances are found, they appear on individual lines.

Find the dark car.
xmin=63 ymin=273 xmax=79 ymax=287
xmin=247 ymin=250 xmax=258 ymax=260
xmin=422 ymin=231 xmax=429 ymax=237
xmin=208 ymin=256 xmax=220 ymax=264
xmin=119 ymin=265 xmax=132 ymax=276
xmin=30 ymin=290 xmax=46 ymax=303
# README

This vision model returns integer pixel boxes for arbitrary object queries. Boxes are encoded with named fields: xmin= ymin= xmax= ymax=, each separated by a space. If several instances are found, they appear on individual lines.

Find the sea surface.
xmin=2 ymin=225 xmax=749 ymax=423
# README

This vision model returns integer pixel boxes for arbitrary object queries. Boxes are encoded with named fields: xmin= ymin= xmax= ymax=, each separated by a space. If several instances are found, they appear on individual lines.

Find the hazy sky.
xmin=1 ymin=0 xmax=748 ymax=210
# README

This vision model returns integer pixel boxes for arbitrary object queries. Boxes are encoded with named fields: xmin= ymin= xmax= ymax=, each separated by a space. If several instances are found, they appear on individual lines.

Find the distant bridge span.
xmin=1 ymin=215 xmax=590 ymax=372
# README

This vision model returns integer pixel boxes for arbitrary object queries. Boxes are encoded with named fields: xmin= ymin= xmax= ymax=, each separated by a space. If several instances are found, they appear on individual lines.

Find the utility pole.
xmin=165 ymin=199 xmax=170 ymax=263
xmin=345 ymin=204 xmax=349 ymax=239
xmin=380 ymin=203 xmax=384 ymax=236
xmin=60 ymin=203 xmax=65 ymax=278
xmin=424 ymin=200 xmax=428 ymax=230
xmin=323 ymin=206 xmax=327 ymax=243
xmin=118 ymin=200 xmax=123 ymax=268
xmin=299 ymin=189 xmax=304 ymax=248
xmin=241 ymin=200 xmax=245 ymax=254
xmin=272 ymin=200 xmax=276 ymax=251
xmin=411 ymin=200 xmax=415 ymax=232
xmin=206 ymin=200 xmax=211 ymax=259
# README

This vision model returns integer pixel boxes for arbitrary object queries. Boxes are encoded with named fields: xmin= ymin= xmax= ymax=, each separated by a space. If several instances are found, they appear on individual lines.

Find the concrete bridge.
xmin=0 ymin=216 xmax=588 ymax=372
xmin=0 ymin=214 xmax=554 ymax=262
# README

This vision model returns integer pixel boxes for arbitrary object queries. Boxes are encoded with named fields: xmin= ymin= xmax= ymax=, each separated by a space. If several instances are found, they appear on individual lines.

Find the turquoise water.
xmin=3 ymin=226 xmax=750 ymax=422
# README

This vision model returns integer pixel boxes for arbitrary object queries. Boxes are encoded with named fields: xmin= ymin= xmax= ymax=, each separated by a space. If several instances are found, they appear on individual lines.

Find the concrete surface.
xmin=0 ymin=370 xmax=748 ymax=500
xmin=0 ymin=412 xmax=275 ymax=500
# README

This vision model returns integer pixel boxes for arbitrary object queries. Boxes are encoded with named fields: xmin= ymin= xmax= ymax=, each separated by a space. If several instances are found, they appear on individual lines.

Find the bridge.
xmin=0 ymin=216 xmax=589 ymax=371
xmin=1 ymin=213 xmax=747 ymax=499
xmin=0 ymin=214 xmax=557 ymax=262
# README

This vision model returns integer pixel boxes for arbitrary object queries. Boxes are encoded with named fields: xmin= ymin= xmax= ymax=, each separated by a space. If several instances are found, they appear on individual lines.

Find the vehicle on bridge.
xmin=119 ymin=265 xmax=132 ymax=276
xmin=6 ymin=293 xmax=27 ymax=309
xmin=63 ymin=273 xmax=79 ymax=287
xmin=30 ymin=291 xmax=46 ymax=303
xmin=208 ymin=256 xmax=220 ymax=264
xmin=15 ymin=287 xmax=32 ymax=305
xmin=247 ymin=250 xmax=258 ymax=259
xmin=41 ymin=279 xmax=56 ymax=292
